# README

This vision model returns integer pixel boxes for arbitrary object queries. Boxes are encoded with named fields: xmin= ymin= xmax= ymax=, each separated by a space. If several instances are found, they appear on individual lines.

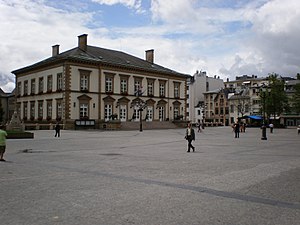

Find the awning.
xmin=239 ymin=115 xmax=262 ymax=120
xmin=248 ymin=115 xmax=262 ymax=120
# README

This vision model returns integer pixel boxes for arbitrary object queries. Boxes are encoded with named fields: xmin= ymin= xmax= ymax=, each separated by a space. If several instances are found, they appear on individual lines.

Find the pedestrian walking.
xmin=269 ymin=123 xmax=274 ymax=133
xmin=0 ymin=126 xmax=8 ymax=162
xmin=185 ymin=123 xmax=195 ymax=152
xmin=234 ymin=121 xmax=240 ymax=138
xmin=54 ymin=122 xmax=61 ymax=137
xmin=197 ymin=120 xmax=202 ymax=132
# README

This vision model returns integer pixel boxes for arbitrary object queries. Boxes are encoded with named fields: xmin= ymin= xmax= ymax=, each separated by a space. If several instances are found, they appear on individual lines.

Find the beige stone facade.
xmin=12 ymin=34 xmax=189 ymax=129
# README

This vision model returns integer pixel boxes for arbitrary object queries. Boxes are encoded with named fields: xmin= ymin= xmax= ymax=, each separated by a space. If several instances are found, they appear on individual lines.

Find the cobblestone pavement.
xmin=1 ymin=127 xmax=300 ymax=225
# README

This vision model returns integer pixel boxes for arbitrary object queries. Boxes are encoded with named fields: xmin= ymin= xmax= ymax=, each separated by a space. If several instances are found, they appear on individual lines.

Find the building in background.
xmin=187 ymin=71 xmax=224 ymax=124
xmin=280 ymin=77 xmax=300 ymax=126
xmin=12 ymin=34 xmax=190 ymax=129
xmin=203 ymin=88 xmax=230 ymax=126
xmin=0 ymin=88 xmax=15 ymax=124
xmin=225 ymin=75 xmax=268 ymax=126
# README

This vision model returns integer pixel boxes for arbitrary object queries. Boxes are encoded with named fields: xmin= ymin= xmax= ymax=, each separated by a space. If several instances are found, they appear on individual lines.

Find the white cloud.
xmin=1 ymin=0 xmax=300 ymax=92
xmin=91 ymin=0 xmax=144 ymax=13
xmin=0 ymin=0 xmax=95 ymax=91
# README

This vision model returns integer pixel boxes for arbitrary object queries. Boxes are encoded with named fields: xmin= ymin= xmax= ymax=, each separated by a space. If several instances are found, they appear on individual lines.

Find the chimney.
xmin=145 ymin=49 xmax=154 ymax=63
xmin=78 ymin=34 xmax=88 ymax=51
xmin=52 ymin=45 xmax=59 ymax=56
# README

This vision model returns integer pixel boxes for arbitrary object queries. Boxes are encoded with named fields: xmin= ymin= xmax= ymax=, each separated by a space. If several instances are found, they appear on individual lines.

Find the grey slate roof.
xmin=12 ymin=45 xmax=189 ymax=78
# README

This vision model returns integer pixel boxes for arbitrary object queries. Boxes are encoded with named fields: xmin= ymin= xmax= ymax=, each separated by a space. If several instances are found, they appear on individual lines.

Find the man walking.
xmin=234 ymin=121 xmax=240 ymax=138
xmin=0 ymin=126 xmax=8 ymax=162
xmin=185 ymin=123 xmax=195 ymax=152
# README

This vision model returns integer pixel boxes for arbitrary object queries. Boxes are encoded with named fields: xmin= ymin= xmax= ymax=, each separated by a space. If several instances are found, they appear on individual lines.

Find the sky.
xmin=1 ymin=0 xmax=300 ymax=92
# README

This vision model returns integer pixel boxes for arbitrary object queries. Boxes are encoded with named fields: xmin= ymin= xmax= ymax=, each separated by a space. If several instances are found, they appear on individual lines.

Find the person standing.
xmin=185 ymin=123 xmax=195 ymax=152
xmin=234 ymin=121 xmax=240 ymax=138
xmin=54 ymin=122 xmax=61 ymax=137
xmin=0 ymin=126 xmax=8 ymax=162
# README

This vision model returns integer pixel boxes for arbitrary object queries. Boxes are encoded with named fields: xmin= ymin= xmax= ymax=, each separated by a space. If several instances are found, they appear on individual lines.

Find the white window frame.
xmin=146 ymin=106 xmax=153 ymax=121
xmin=104 ymin=104 xmax=112 ymax=121
xmin=105 ymin=77 xmax=112 ymax=92
xmin=119 ymin=105 xmax=127 ymax=122
xmin=57 ymin=73 xmax=63 ymax=90
xmin=80 ymin=103 xmax=89 ymax=118
xmin=80 ymin=75 xmax=89 ymax=91
xmin=159 ymin=83 xmax=165 ymax=97
xmin=120 ymin=79 xmax=127 ymax=93
xmin=148 ymin=82 xmax=153 ymax=96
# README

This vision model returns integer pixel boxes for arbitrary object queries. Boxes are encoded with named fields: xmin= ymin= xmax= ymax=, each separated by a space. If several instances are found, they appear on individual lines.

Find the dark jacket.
xmin=55 ymin=123 xmax=61 ymax=131
xmin=185 ymin=128 xmax=195 ymax=140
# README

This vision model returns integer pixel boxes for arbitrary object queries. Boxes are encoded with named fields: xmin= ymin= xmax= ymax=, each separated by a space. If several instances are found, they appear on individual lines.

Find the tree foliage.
xmin=264 ymin=73 xmax=289 ymax=122
xmin=291 ymin=73 xmax=300 ymax=114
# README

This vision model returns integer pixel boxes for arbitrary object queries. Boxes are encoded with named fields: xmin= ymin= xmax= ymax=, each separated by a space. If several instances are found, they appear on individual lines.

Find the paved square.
xmin=1 ymin=127 xmax=300 ymax=225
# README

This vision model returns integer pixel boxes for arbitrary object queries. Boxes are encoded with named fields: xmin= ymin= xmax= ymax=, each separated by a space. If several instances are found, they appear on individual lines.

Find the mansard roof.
xmin=12 ymin=45 xmax=189 ymax=78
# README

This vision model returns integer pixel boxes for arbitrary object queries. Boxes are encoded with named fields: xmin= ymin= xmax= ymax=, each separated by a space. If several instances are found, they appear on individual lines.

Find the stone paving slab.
xmin=0 ymin=127 xmax=300 ymax=225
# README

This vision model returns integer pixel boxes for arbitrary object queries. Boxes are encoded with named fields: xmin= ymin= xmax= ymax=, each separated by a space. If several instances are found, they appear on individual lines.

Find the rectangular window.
xmin=159 ymin=106 xmax=164 ymax=121
xmin=79 ymin=69 xmax=91 ymax=91
xmin=104 ymin=104 xmax=112 ymax=121
xmin=134 ymin=81 xmax=141 ymax=95
xmin=174 ymin=82 xmax=180 ymax=98
xmin=230 ymin=105 xmax=234 ymax=113
xmin=30 ymin=101 xmax=35 ymax=119
xmin=31 ymin=79 xmax=36 ymax=95
xmin=47 ymin=101 xmax=52 ymax=118
xmin=80 ymin=103 xmax=88 ymax=118
xmin=159 ymin=83 xmax=165 ymax=97
xmin=23 ymin=102 xmax=28 ymax=119
xmin=24 ymin=80 xmax=28 ymax=96
xmin=105 ymin=77 xmax=112 ymax=92
xmin=119 ymin=105 xmax=127 ymax=122
xmin=56 ymin=101 xmax=62 ymax=119
xmin=57 ymin=73 xmax=63 ymax=90
xmin=133 ymin=108 xmax=140 ymax=121
xmin=80 ymin=75 xmax=89 ymax=91
xmin=146 ymin=106 xmax=153 ymax=121
xmin=47 ymin=75 xmax=53 ymax=92
xmin=147 ymin=81 xmax=153 ymax=96
xmin=38 ymin=77 xmax=44 ymax=93
xmin=174 ymin=106 xmax=179 ymax=119
xmin=38 ymin=101 xmax=43 ymax=119
xmin=120 ymin=79 xmax=127 ymax=93
xmin=17 ymin=82 xmax=21 ymax=96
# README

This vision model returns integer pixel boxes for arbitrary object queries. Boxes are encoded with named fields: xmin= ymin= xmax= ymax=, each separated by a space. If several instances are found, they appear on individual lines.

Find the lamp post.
xmin=201 ymin=103 xmax=207 ymax=129
xmin=131 ymin=98 xmax=147 ymax=132
xmin=260 ymin=84 xmax=269 ymax=140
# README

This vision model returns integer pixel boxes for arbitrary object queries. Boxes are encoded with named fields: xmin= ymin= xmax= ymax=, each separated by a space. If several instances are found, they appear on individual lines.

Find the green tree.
xmin=265 ymin=73 xmax=289 ymax=124
xmin=291 ymin=73 xmax=300 ymax=114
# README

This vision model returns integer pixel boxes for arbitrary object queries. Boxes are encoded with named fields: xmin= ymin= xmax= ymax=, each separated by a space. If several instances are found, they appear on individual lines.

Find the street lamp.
xmin=201 ymin=103 xmax=207 ymax=129
xmin=260 ymin=84 xmax=269 ymax=140
xmin=131 ymin=98 xmax=147 ymax=132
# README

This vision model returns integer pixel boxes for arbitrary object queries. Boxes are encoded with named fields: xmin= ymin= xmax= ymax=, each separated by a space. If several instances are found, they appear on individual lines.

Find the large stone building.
xmin=12 ymin=34 xmax=189 ymax=129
